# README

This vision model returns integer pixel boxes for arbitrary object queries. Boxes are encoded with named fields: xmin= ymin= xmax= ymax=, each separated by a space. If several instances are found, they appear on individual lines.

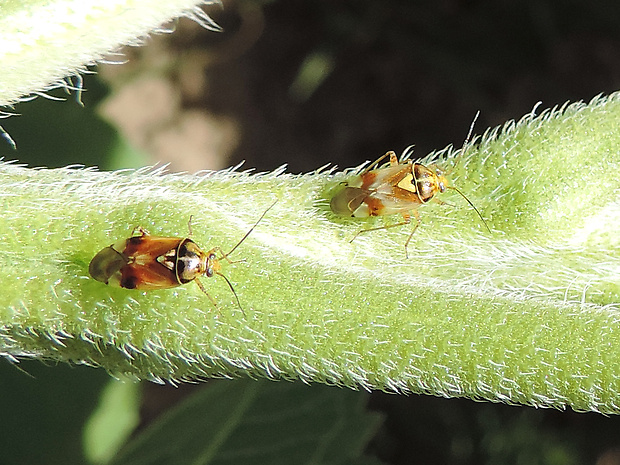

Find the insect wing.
xmin=89 ymin=244 xmax=128 ymax=284
xmin=369 ymin=187 xmax=422 ymax=215
xmin=116 ymin=235 xmax=184 ymax=290
xmin=122 ymin=235 xmax=181 ymax=263
xmin=358 ymin=163 xmax=423 ymax=216
xmin=330 ymin=186 xmax=368 ymax=216
xmin=112 ymin=260 xmax=178 ymax=290
xmin=360 ymin=163 xmax=411 ymax=191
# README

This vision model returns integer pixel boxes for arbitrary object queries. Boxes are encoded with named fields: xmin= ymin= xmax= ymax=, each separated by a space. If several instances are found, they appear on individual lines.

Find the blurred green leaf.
xmin=84 ymin=379 xmax=142 ymax=464
xmin=111 ymin=379 xmax=383 ymax=465
xmin=0 ymin=74 xmax=147 ymax=170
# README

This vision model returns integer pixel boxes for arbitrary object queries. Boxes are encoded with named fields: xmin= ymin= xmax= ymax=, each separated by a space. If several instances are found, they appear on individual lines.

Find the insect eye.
xmin=206 ymin=253 xmax=217 ymax=277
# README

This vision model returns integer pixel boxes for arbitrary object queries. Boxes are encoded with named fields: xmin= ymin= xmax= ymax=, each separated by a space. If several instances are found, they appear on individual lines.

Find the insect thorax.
xmin=157 ymin=238 xmax=209 ymax=284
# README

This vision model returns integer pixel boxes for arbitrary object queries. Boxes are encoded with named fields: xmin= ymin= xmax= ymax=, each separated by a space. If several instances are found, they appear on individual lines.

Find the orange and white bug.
xmin=330 ymin=114 xmax=488 ymax=257
xmin=88 ymin=202 xmax=276 ymax=311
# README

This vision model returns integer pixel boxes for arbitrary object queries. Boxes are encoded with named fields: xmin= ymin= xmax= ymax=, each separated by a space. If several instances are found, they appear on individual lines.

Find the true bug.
xmin=88 ymin=202 xmax=276 ymax=310
xmin=330 ymin=114 xmax=488 ymax=257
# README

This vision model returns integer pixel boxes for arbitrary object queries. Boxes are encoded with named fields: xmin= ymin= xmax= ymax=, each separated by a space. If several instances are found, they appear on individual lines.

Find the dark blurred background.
xmin=3 ymin=0 xmax=619 ymax=173
xmin=110 ymin=0 xmax=619 ymax=174
xmin=191 ymin=0 xmax=620 ymax=173
xmin=2 ymin=0 xmax=620 ymax=463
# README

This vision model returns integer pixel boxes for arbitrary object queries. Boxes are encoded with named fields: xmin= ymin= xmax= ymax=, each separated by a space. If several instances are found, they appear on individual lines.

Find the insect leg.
xmin=432 ymin=198 xmax=454 ymax=207
xmin=130 ymin=226 xmax=149 ymax=237
xmin=350 ymin=215 xmax=413 ymax=246
xmin=359 ymin=151 xmax=394 ymax=175
xmin=187 ymin=215 xmax=194 ymax=236
xmin=403 ymin=211 xmax=422 ymax=259
xmin=388 ymin=151 xmax=400 ymax=166
xmin=194 ymin=277 xmax=218 ymax=307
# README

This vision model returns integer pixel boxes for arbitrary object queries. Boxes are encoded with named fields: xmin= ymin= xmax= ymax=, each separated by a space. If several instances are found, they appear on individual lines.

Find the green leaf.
xmin=0 ymin=76 xmax=145 ymax=170
xmin=83 ymin=379 xmax=142 ymax=464
xmin=110 ymin=379 xmax=383 ymax=465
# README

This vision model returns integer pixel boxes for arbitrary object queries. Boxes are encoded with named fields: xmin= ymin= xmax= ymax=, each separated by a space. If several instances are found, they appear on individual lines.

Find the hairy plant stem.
xmin=1 ymin=93 xmax=620 ymax=413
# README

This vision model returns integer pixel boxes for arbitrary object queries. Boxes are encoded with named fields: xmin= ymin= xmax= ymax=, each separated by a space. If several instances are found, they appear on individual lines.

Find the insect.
xmin=88 ymin=202 xmax=276 ymax=311
xmin=330 ymin=115 xmax=489 ymax=257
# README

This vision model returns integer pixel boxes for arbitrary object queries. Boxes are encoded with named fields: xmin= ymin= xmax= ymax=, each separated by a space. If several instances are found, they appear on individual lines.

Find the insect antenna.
xmin=440 ymin=111 xmax=489 ymax=233
xmin=464 ymin=110 xmax=480 ymax=147
xmin=195 ymin=275 xmax=245 ymax=316
xmin=216 ymin=272 xmax=244 ymax=315
xmin=446 ymin=185 xmax=491 ymax=233
xmin=219 ymin=200 xmax=277 ymax=261
xmin=446 ymin=110 xmax=481 ymax=176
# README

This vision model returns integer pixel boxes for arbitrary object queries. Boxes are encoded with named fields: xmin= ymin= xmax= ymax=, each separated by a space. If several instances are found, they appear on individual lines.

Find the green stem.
xmin=1 ymin=93 xmax=620 ymax=413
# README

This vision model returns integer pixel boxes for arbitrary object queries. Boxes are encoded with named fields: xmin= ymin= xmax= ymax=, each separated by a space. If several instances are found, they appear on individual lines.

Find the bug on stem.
xmin=330 ymin=114 xmax=489 ymax=258
xmin=88 ymin=202 xmax=276 ymax=312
